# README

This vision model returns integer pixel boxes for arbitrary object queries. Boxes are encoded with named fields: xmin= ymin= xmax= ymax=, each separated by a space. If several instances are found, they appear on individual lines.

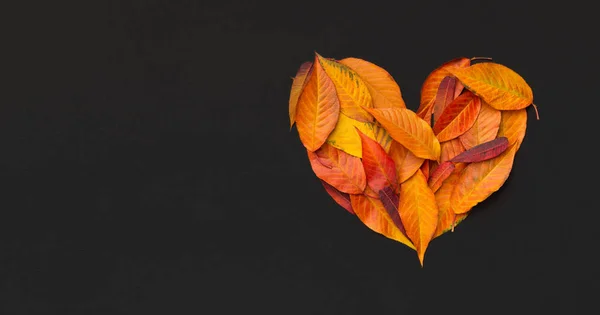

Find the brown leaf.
xmin=307 ymin=143 xmax=366 ymax=194
xmin=378 ymin=186 xmax=407 ymax=236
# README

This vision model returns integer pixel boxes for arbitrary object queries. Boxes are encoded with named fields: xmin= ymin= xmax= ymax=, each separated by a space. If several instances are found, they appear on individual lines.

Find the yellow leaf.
xmin=365 ymin=107 xmax=441 ymax=161
xmin=399 ymin=170 xmax=438 ymax=266
xmin=339 ymin=57 xmax=406 ymax=109
xmin=317 ymin=54 xmax=373 ymax=122
xmin=326 ymin=113 xmax=376 ymax=158
xmin=447 ymin=62 xmax=533 ymax=110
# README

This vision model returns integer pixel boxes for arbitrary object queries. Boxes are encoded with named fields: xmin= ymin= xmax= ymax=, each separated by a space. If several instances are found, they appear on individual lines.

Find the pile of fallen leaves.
xmin=288 ymin=53 xmax=538 ymax=266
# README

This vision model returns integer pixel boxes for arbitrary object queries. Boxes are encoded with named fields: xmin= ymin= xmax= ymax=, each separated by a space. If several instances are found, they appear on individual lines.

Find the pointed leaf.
xmin=417 ymin=57 xmax=471 ymax=123
xmin=289 ymin=61 xmax=313 ymax=128
xmin=497 ymin=108 xmax=527 ymax=149
xmin=351 ymin=192 xmax=415 ymax=249
xmin=450 ymin=137 xmax=509 ymax=163
xmin=459 ymin=101 xmax=501 ymax=149
xmin=365 ymin=107 xmax=441 ymax=160
xmin=340 ymin=57 xmax=406 ymax=109
xmin=307 ymin=143 xmax=366 ymax=194
xmin=432 ymin=76 xmax=456 ymax=125
xmin=399 ymin=170 xmax=438 ymax=266
xmin=440 ymin=138 xmax=466 ymax=162
xmin=433 ymin=91 xmax=481 ymax=142
xmin=295 ymin=57 xmax=340 ymax=151
xmin=321 ymin=180 xmax=354 ymax=214
xmin=378 ymin=186 xmax=407 ymax=236
xmin=454 ymin=80 xmax=465 ymax=99
xmin=388 ymin=140 xmax=424 ymax=184
xmin=433 ymin=164 xmax=468 ymax=238
xmin=451 ymin=143 xmax=519 ymax=214
xmin=317 ymin=54 xmax=373 ymax=122
xmin=357 ymin=129 xmax=397 ymax=194
xmin=447 ymin=62 xmax=533 ymax=110
xmin=428 ymin=161 xmax=455 ymax=193
xmin=326 ymin=113 xmax=376 ymax=158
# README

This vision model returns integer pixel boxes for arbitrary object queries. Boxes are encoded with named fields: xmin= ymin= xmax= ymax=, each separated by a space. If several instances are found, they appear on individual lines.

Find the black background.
xmin=1 ymin=1 xmax=597 ymax=314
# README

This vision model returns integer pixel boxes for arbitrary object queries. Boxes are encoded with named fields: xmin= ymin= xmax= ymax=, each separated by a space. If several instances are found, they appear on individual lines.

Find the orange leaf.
xmin=440 ymin=138 xmax=466 ymax=162
xmin=365 ymin=107 xmax=441 ymax=160
xmin=388 ymin=140 xmax=424 ymax=184
xmin=339 ymin=57 xmax=406 ymax=109
xmin=295 ymin=57 xmax=340 ymax=151
xmin=447 ymin=62 xmax=533 ymax=110
xmin=417 ymin=58 xmax=470 ymax=123
xmin=351 ymin=191 xmax=415 ymax=250
xmin=454 ymin=80 xmax=465 ymax=99
xmin=451 ymin=143 xmax=519 ymax=214
xmin=433 ymin=164 xmax=468 ymax=238
xmin=357 ymin=129 xmax=397 ymax=195
xmin=317 ymin=54 xmax=373 ymax=122
xmin=420 ymin=160 xmax=430 ymax=181
xmin=321 ymin=180 xmax=354 ymax=214
xmin=432 ymin=76 xmax=456 ymax=125
xmin=307 ymin=143 xmax=366 ymax=194
xmin=459 ymin=101 xmax=501 ymax=149
xmin=427 ymin=161 xmax=455 ymax=193
xmin=288 ymin=61 xmax=313 ymax=128
xmin=433 ymin=91 xmax=481 ymax=142
xmin=497 ymin=108 xmax=527 ymax=149
xmin=399 ymin=170 xmax=438 ymax=266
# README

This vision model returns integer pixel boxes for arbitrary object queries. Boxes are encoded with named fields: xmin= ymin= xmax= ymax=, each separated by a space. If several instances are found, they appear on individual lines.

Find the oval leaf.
xmin=447 ymin=62 xmax=533 ymax=110
xmin=351 ymin=192 xmax=415 ymax=249
xmin=440 ymin=138 xmax=466 ymax=162
xmin=450 ymin=137 xmax=509 ymax=163
xmin=459 ymin=101 xmax=501 ymax=149
xmin=427 ymin=161 xmax=455 ymax=193
xmin=326 ymin=113 xmax=376 ymax=158
xmin=451 ymin=143 xmax=519 ymax=214
xmin=388 ymin=140 xmax=424 ymax=184
xmin=317 ymin=54 xmax=373 ymax=122
xmin=289 ymin=61 xmax=313 ymax=128
xmin=417 ymin=57 xmax=470 ymax=123
xmin=340 ymin=57 xmax=406 ymax=109
xmin=497 ymin=108 xmax=527 ymax=149
xmin=432 ymin=76 xmax=456 ymax=125
xmin=433 ymin=164 xmax=468 ymax=238
xmin=365 ymin=107 xmax=441 ymax=160
xmin=321 ymin=180 xmax=353 ymax=214
xmin=357 ymin=129 xmax=397 ymax=194
xmin=295 ymin=57 xmax=340 ymax=151
xmin=433 ymin=91 xmax=482 ymax=142
xmin=307 ymin=143 xmax=366 ymax=194
xmin=399 ymin=170 xmax=438 ymax=266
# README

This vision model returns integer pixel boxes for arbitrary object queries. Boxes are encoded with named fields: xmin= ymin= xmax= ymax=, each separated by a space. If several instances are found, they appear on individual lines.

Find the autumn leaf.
xmin=351 ymin=191 xmax=415 ymax=249
xmin=288 ymin=61 xmax=313 ymax=128
xmin=428 ymin=161 xmax=455 ymax=193
xmin=447 ymin=62 xmax=534 ymax=110
xmin=497 ymin=108 xmax=527 ymax=149
xmin=454 ymin=80 xmax=465 ymax=99
xmin=326 ymin=113 xmax=376 ymax=158
xmin=295 ymin=56 xmax=340 ymax=151
xmin=432 ymin=76 xmax=456 ymax=125
xmin=340 ymin=58 xmax=406 ymax=109
xmin=321 ymin=180 xmax=353 ymax=214
xmin=440 ymin=138 xmax=466 ymax=162
xmin=420 ymin=160 xmax=430 ymax=181
xmin=399 ymin=170 xmax=438 ymax=266
xmin=450 ymin=137 xmax=509 ymax=163
xmin=357 ymin=129 xmax=397 ymax=194
xmin=433 ymin=91 xmax=481 ymax=142
xmin=373 ymin=124 xmax=394 ymax=152
xmin=459 ymin=101 xmax=501 ymax=149
xmin=365 ymin=107 xmax=441 ymax=160
xmin=433 ymin=164 xmax=468 ymax=238
xmin=307 ymin=143 xmax=366 ymax=194
xmin=417 ymin=57 xmax=470 ymax=123
xmin=388 ymin=140 xmax=424 ymax=184
xmin=451 ymin=143 xmax=519 ymax=214
xmin=378 ymin=186 xmax=407 ymax=236
xmin=317 ymin=54 xmax=373 ymax=122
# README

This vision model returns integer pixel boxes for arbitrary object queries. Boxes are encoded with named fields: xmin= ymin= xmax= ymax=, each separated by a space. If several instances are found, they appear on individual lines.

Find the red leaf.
xmin=450 ymin=137 xmax=509 ymax=163
xmin=427 ymin=161 xmax=455 ymax=193
xmin=432 ymin=76 xmax=456 ymax=125
xmin=321 ymin=180 xmax=354 ymax=214
xmin=378 ymin=186 xmax=407 ymax=236
xmin=307 ymin=143 xmax=366 ymax=194
xmin=357 ymin=129 xmax=397 ymax=194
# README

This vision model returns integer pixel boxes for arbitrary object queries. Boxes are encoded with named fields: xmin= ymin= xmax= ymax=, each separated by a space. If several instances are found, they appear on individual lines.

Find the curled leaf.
xmin=447 ymin=62 xmax=533 ymax=110
xmin=450 ymin=137 xmax=509 ymax=163
xmin=307 ymin=143 xmax=366 ymax=194
xmin=459 ymin=101 xmax=501 ymax=149
xmin=433 ymin=91 xmax=481 ymax=142
xmin=321 ymin=180 xmax=353 ymax=214
xmin=289 ymin=61 xmax=313 ymax=128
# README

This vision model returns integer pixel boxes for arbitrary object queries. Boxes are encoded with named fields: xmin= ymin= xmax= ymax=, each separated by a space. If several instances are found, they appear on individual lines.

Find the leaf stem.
xmin=532 ymin=103 xmax=540 ymax=120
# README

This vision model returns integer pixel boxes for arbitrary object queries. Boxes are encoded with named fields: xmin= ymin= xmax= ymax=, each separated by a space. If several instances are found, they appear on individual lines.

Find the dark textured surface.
xmin=1 ymin=0 xmax=596 ymax=314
